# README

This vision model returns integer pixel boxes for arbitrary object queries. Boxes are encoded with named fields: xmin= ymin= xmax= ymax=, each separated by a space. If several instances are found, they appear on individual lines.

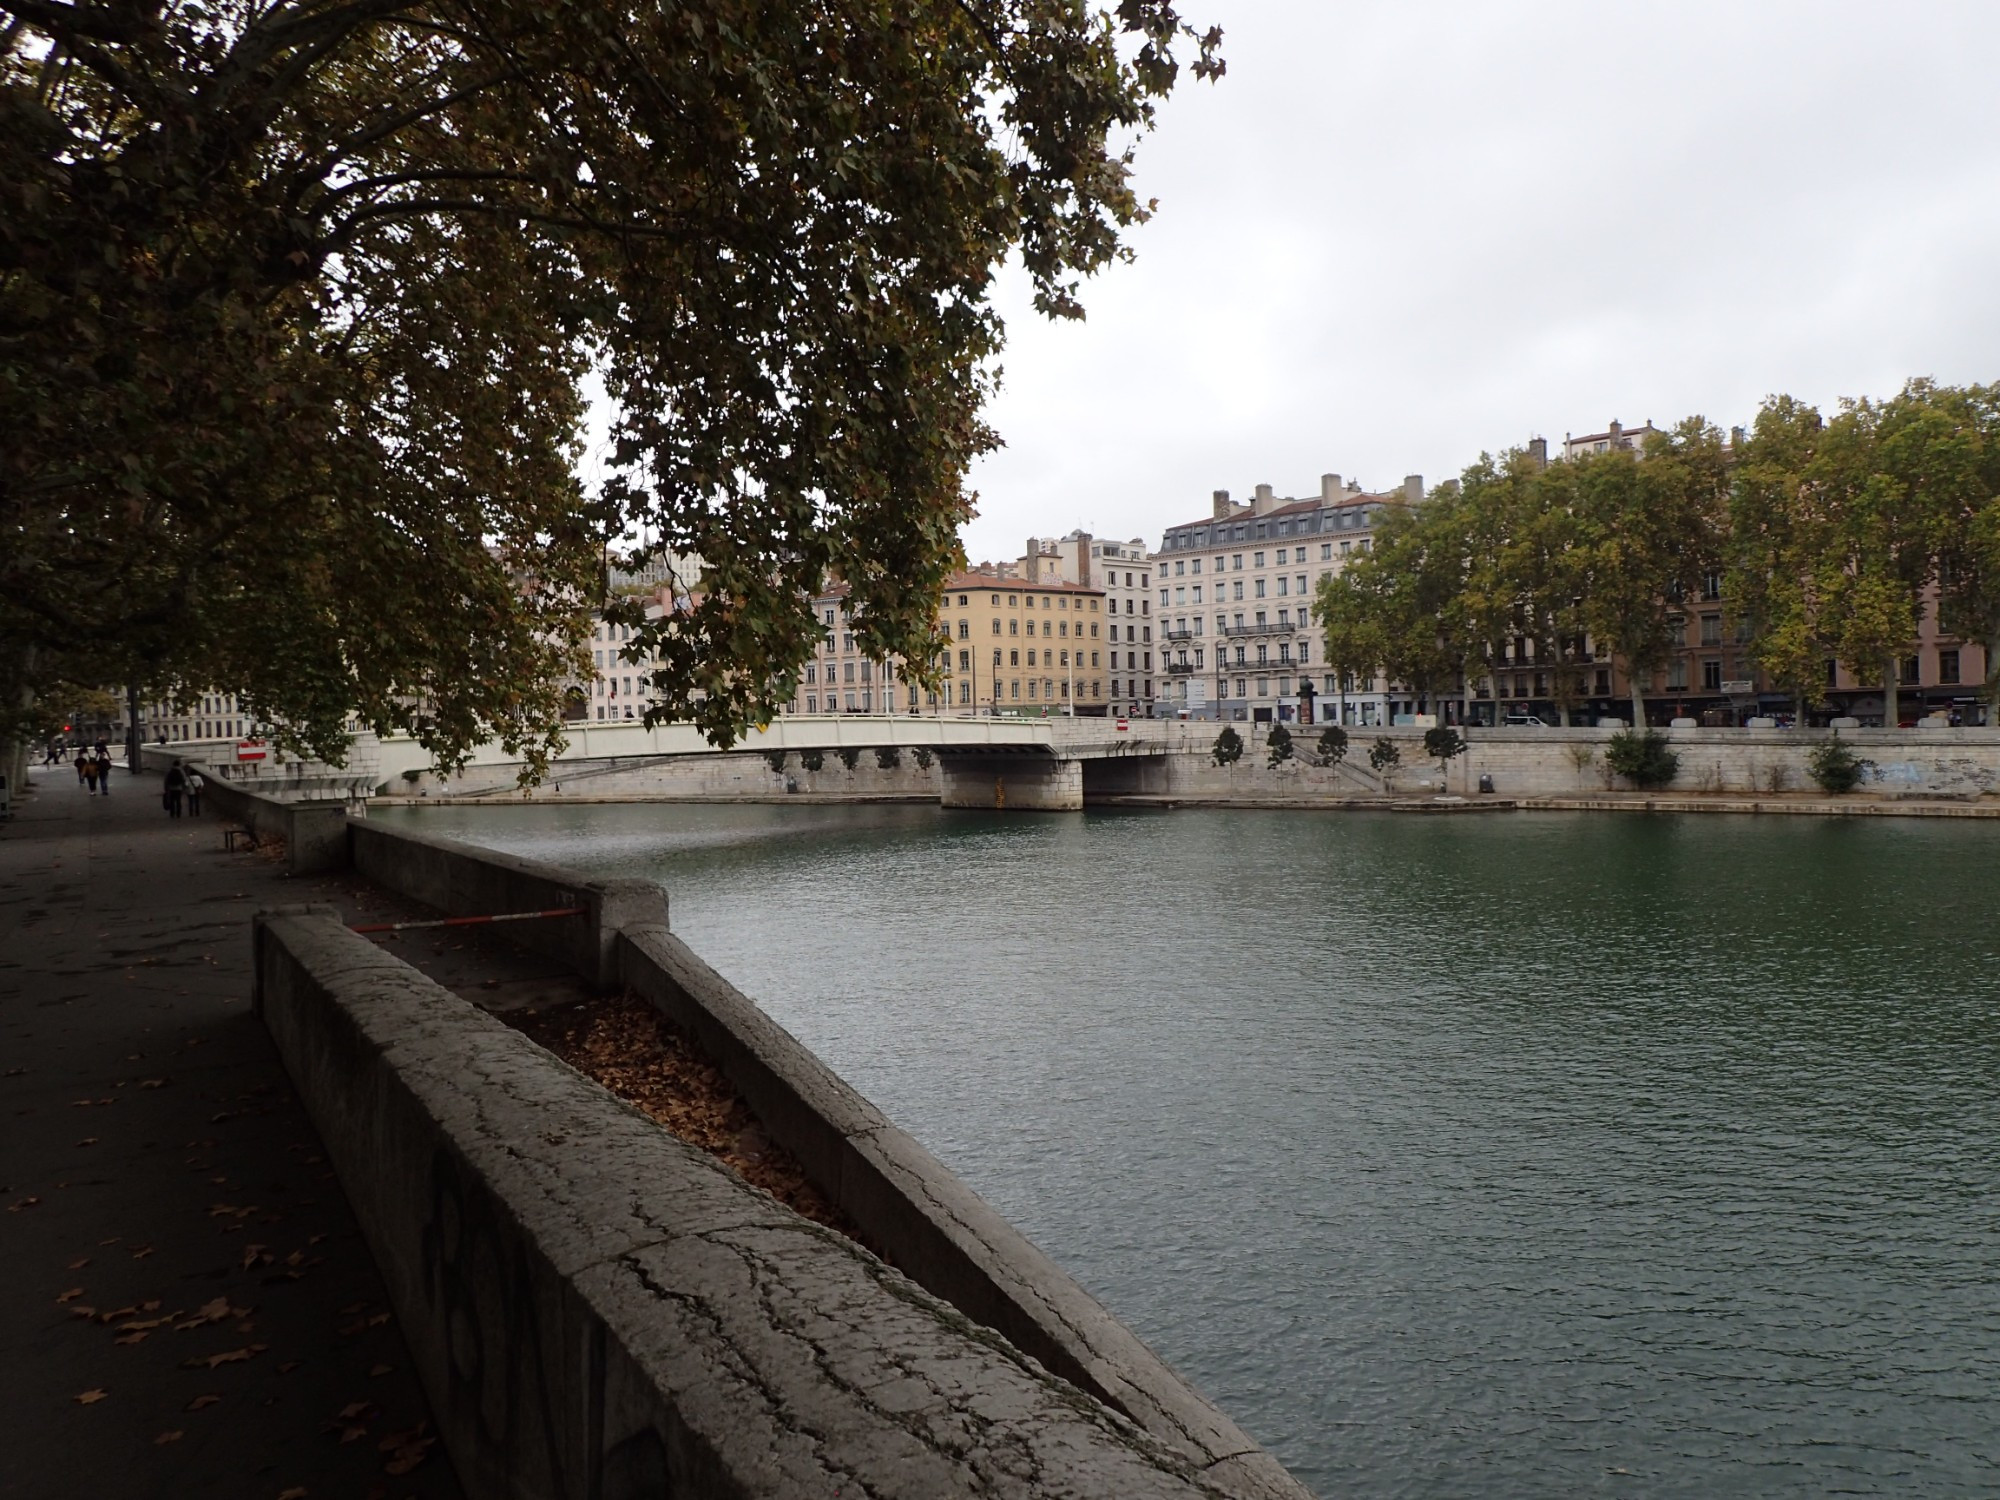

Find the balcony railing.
xmin=1163 ymin=628 xmax=1195 ymax=641
xmin=1165 ymin=661 xmax=1197 ymax=675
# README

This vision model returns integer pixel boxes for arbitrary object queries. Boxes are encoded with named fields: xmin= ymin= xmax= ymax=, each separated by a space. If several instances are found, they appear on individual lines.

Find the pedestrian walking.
xmin=185 ymin=768 xmax=205 ymax=817
xmin=94 ymin=745 xmax=110 ymax=795
xmin=83 ymin=753 xmax=100 ymax=795
xmin=163 ymin=764 xmax=186 ymax=818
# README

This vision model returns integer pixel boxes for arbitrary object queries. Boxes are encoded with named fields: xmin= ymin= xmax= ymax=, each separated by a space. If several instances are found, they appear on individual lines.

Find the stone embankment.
xmin=228 ymin=783 xmax=1311 ymax=1498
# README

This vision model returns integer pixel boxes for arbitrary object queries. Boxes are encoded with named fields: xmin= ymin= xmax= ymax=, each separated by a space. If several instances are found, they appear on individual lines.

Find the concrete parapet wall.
xmin=347 ymin=821 xmax=666 ymax=989
xmin=616 ymin=926 xmax=1306 ymax=1496
xmin=253 ymin=909 xmax=1306 ymax=1499
xmin=399 ymin=748 xmax=944 ymax=802
xmin=137 ymin=748 xmax=349 ymax=874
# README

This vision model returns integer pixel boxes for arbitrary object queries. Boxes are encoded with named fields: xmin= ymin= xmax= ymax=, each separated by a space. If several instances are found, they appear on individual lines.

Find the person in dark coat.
xmin=82 ymin=753 xmax=99 ymax=795
xmin=163 ymin=764 xmax=186 ymax=818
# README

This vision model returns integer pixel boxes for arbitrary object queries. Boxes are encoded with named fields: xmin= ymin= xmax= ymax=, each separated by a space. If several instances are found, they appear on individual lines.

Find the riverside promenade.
xmin=0 ymin=764 xmax=460 ymax=1499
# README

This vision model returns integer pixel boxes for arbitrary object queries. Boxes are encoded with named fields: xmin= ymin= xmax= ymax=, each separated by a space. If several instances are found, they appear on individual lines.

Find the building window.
xmin=1940 ymin=649 xmax=1961 ymax=684
xmin=1900 ymin=655 xmax=1921 ymax=685
xmin=1702 ymin=659 xmax=1723 ymax=690
xmin=1702 ymin=571 xmax=1723 ymax=601
xmin=1700 ymin=614 xmax=1722 ymax=646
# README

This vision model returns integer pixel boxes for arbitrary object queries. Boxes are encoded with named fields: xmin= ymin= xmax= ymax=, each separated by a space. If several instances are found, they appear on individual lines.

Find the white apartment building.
xmin=141 ymin=690 xmax=254 ymax=744
xmin=1151 ymin=473 xmax=1421 ymax=725
xmin=1019 ymin=532 xmax=1154 ymax=718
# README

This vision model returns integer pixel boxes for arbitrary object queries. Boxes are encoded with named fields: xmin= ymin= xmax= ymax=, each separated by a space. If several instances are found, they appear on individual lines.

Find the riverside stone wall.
xmin=1127 ymin=725 xmax=2000 ymax=802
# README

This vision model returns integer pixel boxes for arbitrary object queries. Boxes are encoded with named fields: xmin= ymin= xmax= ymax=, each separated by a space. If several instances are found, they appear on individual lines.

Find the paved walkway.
xmin=0 ymin=764 xmax=461 ymax=1500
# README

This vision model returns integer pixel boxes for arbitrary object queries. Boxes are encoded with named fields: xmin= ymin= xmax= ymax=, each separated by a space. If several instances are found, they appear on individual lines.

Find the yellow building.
xmin=937 ymin=570 xmax=1111 ymax=716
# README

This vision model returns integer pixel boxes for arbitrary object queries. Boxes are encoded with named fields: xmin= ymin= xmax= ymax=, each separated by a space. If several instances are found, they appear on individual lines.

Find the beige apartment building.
xmin=937 ymin=570 xmax=1112 ymax=715
xmin=1151 ymin=473 xmax=1421 ymax=724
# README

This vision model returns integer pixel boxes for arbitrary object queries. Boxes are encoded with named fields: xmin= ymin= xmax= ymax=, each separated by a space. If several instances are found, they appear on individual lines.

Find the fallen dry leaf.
xmin=68 ymin=1305 xmax=98 ymax=1319
xmin=277 ymin=1489 xmax=307 ymax=1500
xmin=67 ymin=1258 xmax=90 ymax=1270
xmin=75 ymin=1137 xmax=99 ymax=1147
xmin=113 ymin=1331 xmax=148 ymax=1346
xmin=154 ymin=1431 xmax=183 ymax=1445
xmin=366 ymin=1312 xmax=390 ymax=1328
xmin=7 ymin=1197 xmax=41 ymax=1212
xmin=367 ymin=1364 xmax=393 ymax=1378
xmin=186 ymin=1344 xmax=266 ymax=1370
xmin=276 ymin=1361 xmax=301 ymax=1374
xmin=186 ymin=1395 xmax=221 ymax=1411
xmin=140 ymin=1079 xmax=169 ymax=1089
xmin=130 ymin=1245 xmax=154 ymax=1260
xmin=74 ymin=1389 xmax=107 ymax=1405
xmin=55 ymin=1288 xmax=84 ymax=1304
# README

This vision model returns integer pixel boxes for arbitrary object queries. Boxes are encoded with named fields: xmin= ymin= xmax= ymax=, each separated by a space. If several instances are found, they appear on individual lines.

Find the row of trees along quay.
xmin=1315 ymin=381 xmax=2000 ymax=731
xmin=1 ymin=2 xmax=1223 ymax=789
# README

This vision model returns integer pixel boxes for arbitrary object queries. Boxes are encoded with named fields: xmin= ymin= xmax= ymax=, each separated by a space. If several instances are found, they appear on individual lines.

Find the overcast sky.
xmin=957 ymin=0 xmax=2000 ymax=563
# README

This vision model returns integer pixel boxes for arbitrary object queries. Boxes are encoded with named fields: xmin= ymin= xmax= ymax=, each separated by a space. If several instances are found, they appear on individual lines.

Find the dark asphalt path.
xmin=0 ymin=763 xmax=462 ymax=1500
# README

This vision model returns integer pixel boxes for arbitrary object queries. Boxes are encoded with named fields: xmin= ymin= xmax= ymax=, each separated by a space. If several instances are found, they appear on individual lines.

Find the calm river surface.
xmin=378 ymin=802 xmax=2000 ymax=1497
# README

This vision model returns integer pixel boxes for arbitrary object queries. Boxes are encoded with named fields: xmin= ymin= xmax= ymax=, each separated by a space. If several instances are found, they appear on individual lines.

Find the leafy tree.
xmin=799 ymin=748 xmax=824 ymax=773
xmin=1806 ymin=733 xmax=1868 ymax=794
xmin=912 ymin=747 xmax=934 ymax=770
xmin=1368 ymin=736 xmax=1400 ymax=774
xmin=764 ymin=751 xmax=789 ymax=774
xmin=1573 ymin=420 xmax=1729 ymax=726
xmin=1317 ymin=482 xmax=1481 ymax=724
xmin=2 ymin=2 xmax=1222 ymax=776
xmin=1212 ymin=725 xmax=1243 ymax=767
xmin=1315 ymin=724 xmax=1349 ymax=766
xmin=837 ymin=747 xmax=861 ymax=771
xmin=1604 ymin=729 xmax=1678 ymax=789
xmin=1266 ymin=722 xmax=1293 ymax=767
xmin=874 ymin=746 xmax=901 ymax=770
xmin=1727 ymin=395 xmax=1837 ymax=723
xmin=1423 ymin=725 xmax=1466 ymax=784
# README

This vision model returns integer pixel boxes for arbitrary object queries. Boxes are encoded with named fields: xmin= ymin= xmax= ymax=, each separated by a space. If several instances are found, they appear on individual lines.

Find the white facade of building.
xmin=1150 ymin=473 xmax=1420 ymax=725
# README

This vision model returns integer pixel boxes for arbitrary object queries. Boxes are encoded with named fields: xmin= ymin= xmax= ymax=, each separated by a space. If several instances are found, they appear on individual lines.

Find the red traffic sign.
xmin=1115 ymin=718 xmax=1129 ymax=732
xmin=236 ymin=741 xmax=267 ymax=762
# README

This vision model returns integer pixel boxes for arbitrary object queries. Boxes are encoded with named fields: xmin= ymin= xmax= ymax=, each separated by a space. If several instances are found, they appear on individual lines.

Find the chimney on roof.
xmin=1730 ymin=425 xmax=1746 ymax=448
xmin=1403 ymin=474 xmax=1423 ymax=503
xmin=1252 ymin=483 xmax=1278 ymax=516
xmin=1211 ymin=488 xmax=1232 ymax=519
xmin=1074 ymin=532 xmax=1092 ymax=587
xmin=1528 ymin=436 xmax=1549 ymax=469
xmin=1608 ymin=419 xmax=1624 ymax=446
xmin=1023 ymin=539 xmax=1040 ymax=584
xmin=1321 ymin=473 xmax=1342 ymax=500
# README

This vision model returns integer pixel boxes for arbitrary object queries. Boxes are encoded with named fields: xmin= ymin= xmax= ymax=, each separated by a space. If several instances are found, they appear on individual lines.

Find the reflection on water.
xmin=378 ymin=802 xmax=2000 ymax=1498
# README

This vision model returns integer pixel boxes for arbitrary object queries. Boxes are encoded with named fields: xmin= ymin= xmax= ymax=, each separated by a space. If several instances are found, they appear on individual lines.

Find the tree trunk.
xmin=1883 ymin=654 xmax=1898 ymax=729
xmin=1627 ymin=661 xmax=1647 ymax=729
xmin=125 ymin=683 xmax=142 ymax=776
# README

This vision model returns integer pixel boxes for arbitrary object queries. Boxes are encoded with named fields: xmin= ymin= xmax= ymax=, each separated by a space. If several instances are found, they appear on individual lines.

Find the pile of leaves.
xmin=511 ymin=994 xmax=854 ymax=1237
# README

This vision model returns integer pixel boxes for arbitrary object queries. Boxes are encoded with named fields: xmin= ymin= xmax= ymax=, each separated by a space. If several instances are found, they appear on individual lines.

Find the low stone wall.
xmin=617 ymin=925 xmax=1302 ymax=1494
xmin=253 ymin=909 xmax=1285 ymax=1499
xmin=1120 ymin=725 xmax=2000 ymax=802
xmin=305 ymin=819 xmax=1312 ymax=1494
xmin=137 ymin=748 xmax=349 ymax=874
xmin=346 ymin=820 xmax=666 ymax=990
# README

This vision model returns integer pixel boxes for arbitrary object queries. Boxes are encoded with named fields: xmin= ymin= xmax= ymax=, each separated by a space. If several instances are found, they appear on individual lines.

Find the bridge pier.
xmin=937 ymin=756 xmax=1083 ymax=811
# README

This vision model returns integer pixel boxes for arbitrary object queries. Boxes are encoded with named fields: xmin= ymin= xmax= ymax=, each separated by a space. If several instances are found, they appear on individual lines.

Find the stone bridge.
xmin=372 ymin=715 xmax=1215 ymax=811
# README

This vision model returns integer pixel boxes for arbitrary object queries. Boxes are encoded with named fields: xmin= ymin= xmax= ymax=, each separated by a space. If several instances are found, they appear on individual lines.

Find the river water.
xmin=377 ymin=802 xmax=2000 ymax=1497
